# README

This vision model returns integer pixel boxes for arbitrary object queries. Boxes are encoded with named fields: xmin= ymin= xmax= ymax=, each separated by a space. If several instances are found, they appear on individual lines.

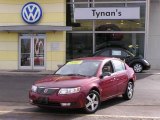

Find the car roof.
xmin=102 ymin=47 xmax=127 ymax=50
xmin=75 ymin=57 xmax=117 ymax=61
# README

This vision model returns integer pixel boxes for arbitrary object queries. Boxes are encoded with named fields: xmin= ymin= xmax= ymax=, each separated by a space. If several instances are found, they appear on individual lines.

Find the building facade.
xmin=0 ymin=0 xmax=159 ymax=70
xmin=0 ymin=0 xmax=71 ymax=70
xmin=66 ymin=0 xmax=147 ymax=62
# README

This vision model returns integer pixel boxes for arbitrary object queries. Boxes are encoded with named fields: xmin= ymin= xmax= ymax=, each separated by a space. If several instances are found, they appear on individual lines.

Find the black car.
xmin=93 ymin=47 xmax=150 ymax=73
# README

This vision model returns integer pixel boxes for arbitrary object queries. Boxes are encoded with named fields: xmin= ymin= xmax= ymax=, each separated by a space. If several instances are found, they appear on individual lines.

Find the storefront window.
xmin=95 ymin=20 xmax=144 ymax=31
xmin=66 ymin=33 xmax=93 ymax=60
xmin=67 ymin=4 xmax=93 ymax=31
xmin=95 ymin=3 xmax=145 ymax=31
xmin=95 ymin=33 xmax=144 ymax=57
xmin=66 ymin=0 xmax=146 ymax=61
xmin=72 ymin=20 xmax=93 ymax=31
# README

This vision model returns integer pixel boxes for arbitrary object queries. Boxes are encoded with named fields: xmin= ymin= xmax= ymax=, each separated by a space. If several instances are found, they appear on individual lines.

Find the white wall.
xmin=147 ymin=0 xmax=160 ymax=69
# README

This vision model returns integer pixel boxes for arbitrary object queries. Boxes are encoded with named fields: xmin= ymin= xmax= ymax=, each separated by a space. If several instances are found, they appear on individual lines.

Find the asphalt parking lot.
xmin=0 ymin=73 xmax=160 ymax=120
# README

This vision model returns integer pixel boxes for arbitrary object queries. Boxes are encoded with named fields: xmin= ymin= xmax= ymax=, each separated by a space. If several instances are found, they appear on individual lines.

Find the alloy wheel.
xmin=133 ymin=63 xmax=143 ymax=73
xmin=127 ymin=82 xmax=134 ymax=99
xmin=85 ymin=91 xmax=100 ymax=113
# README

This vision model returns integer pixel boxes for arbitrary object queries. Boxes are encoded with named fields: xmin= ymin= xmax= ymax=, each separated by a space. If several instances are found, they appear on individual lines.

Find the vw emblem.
xmin=21 ymin=2 xmax=42 ymax=24
xmin=44 ymin=89 xmax=48 ymax=94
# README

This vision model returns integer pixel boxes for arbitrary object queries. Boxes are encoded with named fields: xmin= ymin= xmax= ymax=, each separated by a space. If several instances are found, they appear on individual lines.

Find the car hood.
xmin=134 ymin=55 xmax=143 ymax=59
xmin=34 ymin=75 xmax=97 ymax=88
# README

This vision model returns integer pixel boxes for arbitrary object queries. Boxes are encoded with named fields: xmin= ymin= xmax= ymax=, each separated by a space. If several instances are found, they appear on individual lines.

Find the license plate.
xmin=38 ymin=97 xmax=48 ymax=104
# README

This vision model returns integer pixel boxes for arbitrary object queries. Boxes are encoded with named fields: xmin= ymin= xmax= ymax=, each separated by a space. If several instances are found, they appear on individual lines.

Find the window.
xmin=95 ymin=33 xmax=145 ymax=57
xmin=56 ymin=60 xmax=101 ymax=76
xmin=111 ymin=49 xmax=128 ymax=57
xmin=102 ymin=61 xmax=114 ymax=73
xmin=94 ymin=49 xmax=110 ymax=56
xmin=112 ymin=60 xmax=125 ymax=72
xmin=67 ymin=0 xmax=146 ymax=61
xmin=66 ymin=33 xmax=93 ymax=60
xmin=100 ymin=50 xmax=110 ymax=56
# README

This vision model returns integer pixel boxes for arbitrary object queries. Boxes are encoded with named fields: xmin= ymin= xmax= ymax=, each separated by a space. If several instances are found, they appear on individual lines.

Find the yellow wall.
xmin=46 ymin=32 xmax=66 ymax=70
xmin=0 ymin=33 xmax=18 ymax=69
xmin=0 ymin=32 xmax=66 ymax=70
xmin=0 ymin=0 xmax=66 ymax=70
xmin=0 ymin=0 xmax=66 ymax=26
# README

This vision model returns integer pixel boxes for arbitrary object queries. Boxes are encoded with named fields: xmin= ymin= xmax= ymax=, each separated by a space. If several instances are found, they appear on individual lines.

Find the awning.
xmin=0 ymin=25 xmax=72 ymax=32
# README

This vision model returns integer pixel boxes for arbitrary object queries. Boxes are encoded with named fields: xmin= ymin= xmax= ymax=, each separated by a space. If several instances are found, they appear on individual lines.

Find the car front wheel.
xmin=84 ymin=90 xmax=100 ymax=113
xmin=123 ymin=81 xmax=134 ymax=100
xmin=133 ymin=63 xmax=143 ymax=73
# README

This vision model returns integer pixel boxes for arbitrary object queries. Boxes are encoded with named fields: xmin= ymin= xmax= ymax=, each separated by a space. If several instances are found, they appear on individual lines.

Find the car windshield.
xmin=55 ymin=60 xmax=101 ymax=77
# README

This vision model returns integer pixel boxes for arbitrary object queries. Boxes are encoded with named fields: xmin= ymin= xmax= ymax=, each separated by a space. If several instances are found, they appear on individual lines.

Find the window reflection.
xmin=34 ymin=38 xmax=44 ymax=66
xmin=95 ymin=33 xmax=144 ymax=57
xmin=67 ymin=33 xmax=93 ymax=60
xmin=21 ymin=39 xmax=31 ymax=66
xmin=66 ymin=0 xmax=146 ymax=60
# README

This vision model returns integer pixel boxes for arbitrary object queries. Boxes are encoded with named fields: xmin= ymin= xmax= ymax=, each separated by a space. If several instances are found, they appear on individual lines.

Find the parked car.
xmin=29 ymin=57 xmax=136 ymax=113
xmin=93 ymin=47 xmax=150 ymax=73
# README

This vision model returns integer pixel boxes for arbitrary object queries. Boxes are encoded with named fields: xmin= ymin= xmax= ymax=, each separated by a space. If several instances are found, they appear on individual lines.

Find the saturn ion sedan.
xmin=29 ymin=57 xmax=136 ymax=113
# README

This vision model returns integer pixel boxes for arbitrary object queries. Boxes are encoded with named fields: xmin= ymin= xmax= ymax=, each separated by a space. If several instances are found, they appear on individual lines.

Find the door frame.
xmin=18 ymin=34 xmax=46 ymax=70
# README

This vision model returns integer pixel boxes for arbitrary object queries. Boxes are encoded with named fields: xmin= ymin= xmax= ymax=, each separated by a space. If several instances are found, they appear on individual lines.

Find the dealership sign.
xmin=21 ymin=2 xmax=42 ymax=24
xmin=74 ymin=7 xmax=140 ymax=20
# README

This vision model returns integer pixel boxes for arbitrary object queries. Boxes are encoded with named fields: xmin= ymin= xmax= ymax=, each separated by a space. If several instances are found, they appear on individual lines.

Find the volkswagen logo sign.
xmin=21 ymin=2 xmax=42 ymax=24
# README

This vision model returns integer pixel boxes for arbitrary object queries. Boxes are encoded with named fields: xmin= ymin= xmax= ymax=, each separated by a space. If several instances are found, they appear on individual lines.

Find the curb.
xmin=0 ymin=70 xmax=160 ymax=76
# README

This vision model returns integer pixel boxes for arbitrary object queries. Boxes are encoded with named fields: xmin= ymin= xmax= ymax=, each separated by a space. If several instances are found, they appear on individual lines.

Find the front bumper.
xmin=29 ymin=91 xmax=86 ymax=109
xmin=144 ymin=64 xmax=151 ymax=70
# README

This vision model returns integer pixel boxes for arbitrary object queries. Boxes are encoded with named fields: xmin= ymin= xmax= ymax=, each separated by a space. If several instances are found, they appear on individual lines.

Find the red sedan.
xmin=29 ymin=57 xmax=136 ymax=113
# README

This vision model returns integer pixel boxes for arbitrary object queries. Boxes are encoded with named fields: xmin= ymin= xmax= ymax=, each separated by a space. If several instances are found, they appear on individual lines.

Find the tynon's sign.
xmin=74 ymin=7 xmax=140 ymax=20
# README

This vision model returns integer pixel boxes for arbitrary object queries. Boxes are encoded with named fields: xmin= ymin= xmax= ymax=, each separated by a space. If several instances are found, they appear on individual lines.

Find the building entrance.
xmin=19 ymin=35 xmax=46 ymax=70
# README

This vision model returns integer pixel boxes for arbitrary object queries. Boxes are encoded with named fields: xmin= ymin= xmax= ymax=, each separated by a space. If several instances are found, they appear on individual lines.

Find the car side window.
xmin=112 ymin=60 xmax=126 ymax=72
xmin=121 ymin=50 xmax=129 ymax=57
xmin=102 ymin=61 xmax=114 ymax=73
xmin=99 ymin=49 xmax=110 ymax=56
xmin=111 ymin=49 xmax=128 ymax=57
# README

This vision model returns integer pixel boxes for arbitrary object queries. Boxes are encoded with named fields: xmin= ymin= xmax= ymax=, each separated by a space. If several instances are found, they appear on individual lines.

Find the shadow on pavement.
xmin=0 ymin=97 xmax=128 ymax=120
xmin=99 ymin=97 xmax=125 ymax=110
xmin=136 ymin=74 xmax=152 ymax=80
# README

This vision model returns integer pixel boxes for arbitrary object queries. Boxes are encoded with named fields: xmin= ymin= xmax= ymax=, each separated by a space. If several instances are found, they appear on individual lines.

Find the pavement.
xmin=0 ymin=69 xmax=160 ymax=75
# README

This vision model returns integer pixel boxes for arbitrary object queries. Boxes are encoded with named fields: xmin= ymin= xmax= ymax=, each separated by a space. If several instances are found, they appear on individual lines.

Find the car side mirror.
xmin=100 ymin=72 xmax=111 ymax=79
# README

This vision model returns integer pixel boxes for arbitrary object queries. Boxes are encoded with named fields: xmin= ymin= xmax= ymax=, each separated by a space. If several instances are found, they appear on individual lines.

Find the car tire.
xmin=133 ymin=63 xmax=143 ymax=73
xmin=123 ymin=81 xmax=134 ymax=100
xmin=84 ymin=90 xmax=100 ymax=114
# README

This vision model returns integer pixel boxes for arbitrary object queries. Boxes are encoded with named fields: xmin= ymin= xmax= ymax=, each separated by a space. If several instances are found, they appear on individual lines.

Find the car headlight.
xmin=58 ymin=87 xmax=80 ymax=95
xmin=144 ymin=60 xmax=150 ymax=65
xmin=31 ymin=85 xmax=37 ymax=92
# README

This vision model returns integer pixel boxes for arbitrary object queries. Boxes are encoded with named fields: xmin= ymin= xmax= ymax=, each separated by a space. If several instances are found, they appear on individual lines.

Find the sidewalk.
xmin=0 ymin=69 xmax=160 ymax=75
xmin=0 ymin=70 xmax=54 ymax=75
xmin=139 ymin=69 xmax=160 ymax=75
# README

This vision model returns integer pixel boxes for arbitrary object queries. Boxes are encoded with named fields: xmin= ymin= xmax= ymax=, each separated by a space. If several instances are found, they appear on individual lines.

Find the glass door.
xmin=19 ymin=35 xmax=45 ymax=70
xmin=20 ymin=36 xmax=32 ymax=69
xmin=33 ymin=36 xmax=45 ymax=69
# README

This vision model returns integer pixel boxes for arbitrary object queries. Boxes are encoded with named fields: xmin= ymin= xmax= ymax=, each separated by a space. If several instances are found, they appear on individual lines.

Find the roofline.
xmin=0 ymin=25 xmax=72 ymax=32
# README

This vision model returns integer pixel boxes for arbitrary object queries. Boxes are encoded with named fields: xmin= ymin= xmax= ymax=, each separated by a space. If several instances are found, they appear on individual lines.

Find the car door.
xmin=111 ymin=59 xmax=128 ymax=94
xmin=99 ymin=61 xmax=118 ymax=100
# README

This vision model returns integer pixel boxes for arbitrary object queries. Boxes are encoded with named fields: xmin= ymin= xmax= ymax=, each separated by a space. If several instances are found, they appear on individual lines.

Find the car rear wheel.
xmin=133 ymin=63 xmax=143 ymax=73
xmin=84 ymin=90 xmax=100 ymax=113
xmin=123 ymin=81 xmax=134 ymax=100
